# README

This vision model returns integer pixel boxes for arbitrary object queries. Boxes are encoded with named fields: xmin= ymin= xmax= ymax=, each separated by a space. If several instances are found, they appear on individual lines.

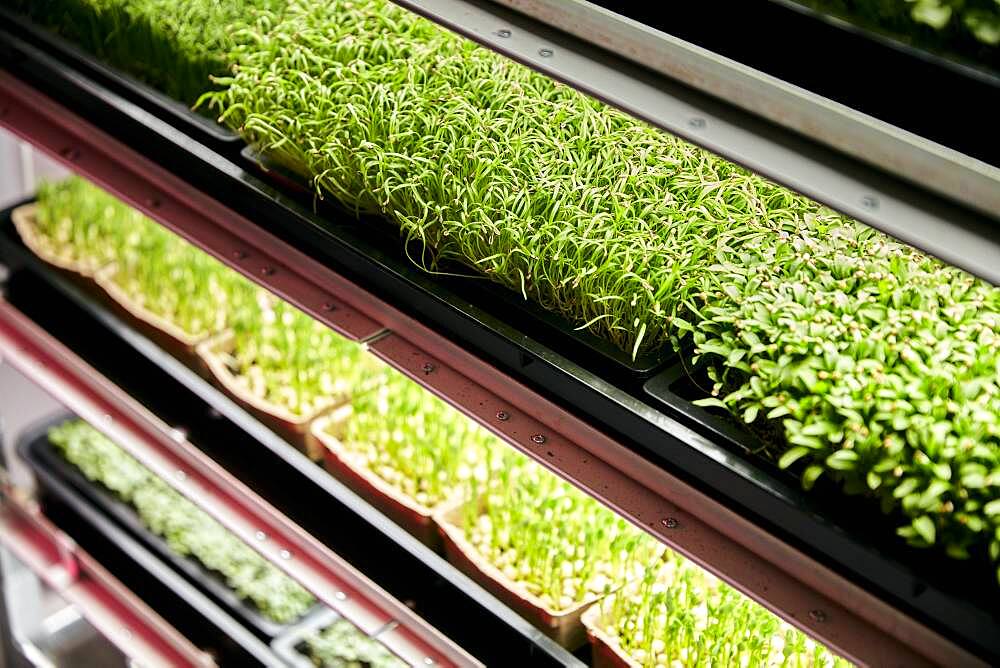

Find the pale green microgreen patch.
xmin=461 ymin=459 xmax=660 ymax=611
xmin=340 ymin=367 xmax=506 ymax=508
xmin=49 ymin=419 xmax=316 ymax=623
xmin=226 ymin=293 xmax=386 ymax=417
xmin=593 ymin=552 xmax=851 ymax=667
xmin=32 ymin=177 xmax=145 ymax=272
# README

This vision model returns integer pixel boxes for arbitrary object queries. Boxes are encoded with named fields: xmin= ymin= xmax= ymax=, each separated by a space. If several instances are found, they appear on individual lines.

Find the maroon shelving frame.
xmin=0 ymin=69 xmax=982 ymax=667
xmin=0 ymin=489 xmax=214 ymax=667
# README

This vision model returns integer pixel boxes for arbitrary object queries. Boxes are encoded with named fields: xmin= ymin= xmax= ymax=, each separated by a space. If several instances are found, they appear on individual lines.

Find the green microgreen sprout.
xmin=591 ymin=552 xmax=851 ymax=667
xmin=460 ymin=459 xmax=661 ymax=612
xmin=48 ymin=419 xmax=316 ymax=623
xmin=226 ymin=293 xmax=386 ymax=418
xmin=338 ymin=367 xmax=506 ymax=509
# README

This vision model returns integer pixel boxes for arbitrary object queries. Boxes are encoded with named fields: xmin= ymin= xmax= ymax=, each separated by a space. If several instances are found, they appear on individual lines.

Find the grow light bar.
xmin=0 ymin=301 xmax=478 ymax=668
xmin=0 ymin=69 xmax=979 ymax=666
xmin=389 ymin=0 xmax=1000 ymax=286
xmin=0 ymin=491 xmax=213 ymax=667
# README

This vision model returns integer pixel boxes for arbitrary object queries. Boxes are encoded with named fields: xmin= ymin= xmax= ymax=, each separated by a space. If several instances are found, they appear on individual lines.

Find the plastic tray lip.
xmin=270 ymin=607 xmax=344 ymax=668
xmin=16 ymin=412 xmax=322 ymax=639
xmin=238 ymin=146 xmax=674 ymax=378
xmin=0 ymin=7 xmax=240 ymax=146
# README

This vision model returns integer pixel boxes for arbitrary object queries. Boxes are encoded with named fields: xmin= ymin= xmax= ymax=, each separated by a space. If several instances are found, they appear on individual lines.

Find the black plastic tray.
xmin=17 ymin=413 xmax=320 ymax=639
xmin=240 ymin=147 xmax=673 ymax=377
xmin=0 ymin=8 xmax=240 ymax=148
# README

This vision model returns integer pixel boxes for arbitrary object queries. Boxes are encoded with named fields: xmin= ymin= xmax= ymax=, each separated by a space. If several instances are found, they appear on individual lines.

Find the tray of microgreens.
xmin=435 ymin=458 xmax=662 ymax=648
xmin=23 ymin=417 xmax=319 ymax=637
xmin=271 ymin=607 xmax=406 ymax=668
xmin=312 ymin=367 xmax=506 ymax=550
xmin=581 ymin=549 xmax=851 ymax=667
xmin=197 ymin=294 xmax=389 ymax=459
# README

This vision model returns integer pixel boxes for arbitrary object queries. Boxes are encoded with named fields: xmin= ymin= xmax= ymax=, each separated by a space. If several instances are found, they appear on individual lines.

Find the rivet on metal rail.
xmin=145 ymin=196 xmax=161 ymax=209
xmin=255 ymin=531 xmax=267 ymax=542
xmin=169 ymin=427 xmax=187 ymax=443
xmin=421 ymin=362 xmax=435 ymax=375
xmin=334 ymin=591 xmax=347 ymax=601
xmin=661 ymin=517 xmax=679 ymax=529
xmin=232 ymin=250 xmax=248 ymax=260
xmin=861 ymin=195 xmax=880 ymax=211
xmin=260 ymin=265 xmax=276 ymax=277
xmin=531 ymin=434 xmax=547 ymax=445
xmin=496 ymin=29 xmax=512 ymax=38
xmin=423 ymin=658 xmax=436 ymax=666
xmin=322 ymin=302 xmax=337 ymax=312
xmin=688 ymin=117 xmax=707 ymax=130
xmin=279 ymin=549 xmax=292 ymax=560
xmin=538 ymin=47 xmax=554 ymax=58
xmin=174 ymin=470 xmax=187 ymax=482
xmin=495 ymin=410 xmax=510 ymax=421
xmin=809 ymin=609 xmax=828 ymax=623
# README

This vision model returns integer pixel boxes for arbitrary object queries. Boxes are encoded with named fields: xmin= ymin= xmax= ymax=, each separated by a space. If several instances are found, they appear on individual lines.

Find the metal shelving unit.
xmin=0 ymin=2 xmax=996 ymax=666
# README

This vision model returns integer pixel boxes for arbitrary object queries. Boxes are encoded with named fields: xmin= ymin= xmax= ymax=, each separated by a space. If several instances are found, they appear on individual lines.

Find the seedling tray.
xmin=238 ymin=148 xmax=673 ymax=378
xmin=312 ymin=407 xmax=443 ymax=552
xmin=18 ymin=413 xmax=320 ymax=639
xmin=94 ymin=263 xmax=215 ymax=363
xmin=196 ymin=330 xmax=345 ymax=460
xmin=435 ymin=499 xmax=599 ymax=649
xmin=0 ymin=8 xmax=240 ymax=148
xmin=581 ymin=604 xmax=632 ymax=668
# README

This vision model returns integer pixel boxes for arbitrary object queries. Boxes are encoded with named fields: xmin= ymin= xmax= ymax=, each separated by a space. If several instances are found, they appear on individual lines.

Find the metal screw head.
xmin=496 ymin=410 xmax=510 ymax=421
xmin=531 ymin=434 xmax=546 ymax=444
xmin=661 ymin=517 xmax=679 ymax=529
xmin=808 ymin=609 xmax=827 ymax=623
xmin=260 ymin=265 xmax=276 ymax=276
xmin=423 ymin=659 xmax=436 ymax=666
xmin=279 ymin=549 xmax=292 ymax=560
xmin=422 ymin=362 xmax=435 ymax=374
xmin=538 ymin=47 xmax=554 ymax=58
xmin=334 ymin=591 xmax=347 ymax=601
xmin=688 ymin=117 xmax=707 ymax=129
xmin=496 ymin=29 xmax=512 ymax=38
xmin=254 ymin=531 xmax=267 ymax=542
xmin=322 ymin=302 xmax=337 ymax=312
xmin=174 ymin=470 xmax=187 ymax=482
xmin=860 ymin=195 xmax=879 ymax=210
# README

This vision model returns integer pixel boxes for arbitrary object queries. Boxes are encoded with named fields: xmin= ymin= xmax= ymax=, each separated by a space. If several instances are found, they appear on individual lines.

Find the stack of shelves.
xmin=0 ymin=1 xmax=996 ymax=666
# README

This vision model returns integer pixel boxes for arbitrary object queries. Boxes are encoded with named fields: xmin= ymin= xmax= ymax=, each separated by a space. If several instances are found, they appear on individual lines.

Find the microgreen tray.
xmin=18 ymin=413 xmax=321 ymax=640
xmin=239 ymin=148 xmax=674 ymax=378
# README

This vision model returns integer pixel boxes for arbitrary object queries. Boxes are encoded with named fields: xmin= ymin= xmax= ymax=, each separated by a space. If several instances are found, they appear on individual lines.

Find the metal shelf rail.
xmin=0 ymin=69 xmax=983 ymax=666
xmin=0 ymin=489 xmax=213 ymax=667
xmin=390 ymin=0 xmax=1000 ymax=286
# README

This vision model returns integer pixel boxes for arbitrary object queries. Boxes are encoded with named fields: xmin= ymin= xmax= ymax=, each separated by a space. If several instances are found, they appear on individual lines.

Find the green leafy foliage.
xmin=338 ymin=368 xmax=505 ymax=508
xmin=3 ymin=0 xmax=287 ymax=106
xmin=591 ymin=553 xmax=850 ymax=667
xmin=691 ymin=217 xmax=1000 ymax=576
xmin=48 ymin=419 xmax=316 ymax=623
xmin=301 ymin=618 xmax=405 ymax=668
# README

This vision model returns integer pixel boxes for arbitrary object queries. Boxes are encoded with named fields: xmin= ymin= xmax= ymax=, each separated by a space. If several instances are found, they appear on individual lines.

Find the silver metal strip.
xmin=392 ymin=0 xmax=1000 ymax=285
